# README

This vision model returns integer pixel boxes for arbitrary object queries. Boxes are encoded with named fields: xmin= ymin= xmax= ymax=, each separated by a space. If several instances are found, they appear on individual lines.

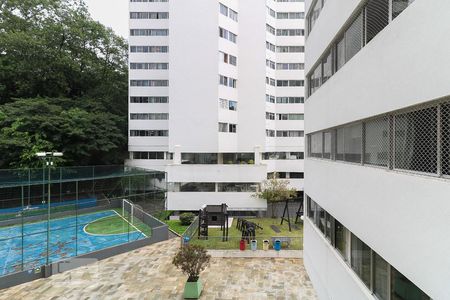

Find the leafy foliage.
xmin=179 ymin=212 xmax=196 ymax=226
xmin=0 ymin=0 xmax=128 ymax=168
xmin=172 ymin=244 xmax=211 ymax=281
xmin=253 ymin=173 xmax=297 ymax=218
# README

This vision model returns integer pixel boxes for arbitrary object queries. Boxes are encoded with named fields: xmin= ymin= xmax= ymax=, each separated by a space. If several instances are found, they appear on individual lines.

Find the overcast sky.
xmin=85 ymin=0 xmax=129 ymax=38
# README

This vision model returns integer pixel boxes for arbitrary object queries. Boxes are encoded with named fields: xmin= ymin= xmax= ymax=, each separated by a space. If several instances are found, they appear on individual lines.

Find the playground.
xmin=184 ymin=201 xmax=304 ymax=250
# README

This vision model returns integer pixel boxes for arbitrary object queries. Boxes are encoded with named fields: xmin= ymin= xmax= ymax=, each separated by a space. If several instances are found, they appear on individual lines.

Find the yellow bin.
xmin=263 ymin=240 xmax=270 ymax=251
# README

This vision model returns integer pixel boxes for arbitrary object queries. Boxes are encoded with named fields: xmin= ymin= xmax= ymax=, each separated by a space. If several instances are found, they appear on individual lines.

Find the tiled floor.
xmin=0 ymin=239 xmax=317 ymax=300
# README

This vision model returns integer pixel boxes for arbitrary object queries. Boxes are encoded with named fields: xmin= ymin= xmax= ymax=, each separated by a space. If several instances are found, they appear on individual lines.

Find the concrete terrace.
xmin=0 ymin=238 xmax=317 ymax=300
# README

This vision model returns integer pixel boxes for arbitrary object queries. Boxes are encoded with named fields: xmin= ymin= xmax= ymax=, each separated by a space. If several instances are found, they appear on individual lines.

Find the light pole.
xmin=36 ymin=151 xmax=63 ymax=265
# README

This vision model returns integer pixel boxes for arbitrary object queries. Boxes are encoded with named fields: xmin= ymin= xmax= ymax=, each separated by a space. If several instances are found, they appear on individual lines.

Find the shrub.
xmin=179 ymin=212 xmax=195 ymax=226
xmin=172 ymin=244 xmax=211 ymax=281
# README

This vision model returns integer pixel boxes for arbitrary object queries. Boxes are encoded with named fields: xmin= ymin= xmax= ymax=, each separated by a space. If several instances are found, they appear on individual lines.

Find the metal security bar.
xmin=306 ymin=98 xmax=450 ymax=179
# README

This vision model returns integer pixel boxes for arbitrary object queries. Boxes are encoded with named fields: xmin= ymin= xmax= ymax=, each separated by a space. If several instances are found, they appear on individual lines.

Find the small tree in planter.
xmin=173 ymin=244 xmax=211 ymax=299
xmin=252 ymin=173 xmax=297 ymax=218
xmin=179 ymin=212 xmax=195 ymax=226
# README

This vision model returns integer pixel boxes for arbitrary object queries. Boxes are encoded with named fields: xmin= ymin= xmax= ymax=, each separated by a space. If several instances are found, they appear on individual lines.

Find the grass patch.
xmin=189 ymin=218 xmax=303 ymax=250
xmin=164 ymin=220 xmax=189 ymax=235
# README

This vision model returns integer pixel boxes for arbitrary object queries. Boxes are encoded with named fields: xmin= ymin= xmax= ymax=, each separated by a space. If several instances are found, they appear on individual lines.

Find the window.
xmin=132 ymin=152 xmax=164 ymax=160
xmin=309 ymin=63 xmax=322 ymax=95
xmin=277 ymin=12 xmax=304 ymax=19
xmin=316 ymin=204 xmax=325 ymax=234
xmin=130 ymin=63 xmax=168 ymax=70
xmin=266 ymin=77 xmax=276 ymax=86
xmin=276 ymin=46 xmax=304 ymax=53
xmin=345 ymin=13 xmax=364 ymax=62
xmin=129 ymin=130 xmax=168 ymax=137
xmin=351 ymin=234 xmax=372 ymax=288
xmin=336 ymin=127 xmax=345 ymax=161
xmin=130 ymin=46 xmax=168 ymax=53
xmin=266 ymin=60 xmax=276 ymax=69
xmin=276 ymin=63 xmax=304 ymax=70
xmin=181 ymin=153 xmax=217 ymax=164
xmin=266 ymin=42 xmax=276 ymax=52
xmin=219 ymin=3 xmax=238 ymax=21
xmin=130 ymin=96 xmax=168 ymax=103
xmin=276 ymin=131 xmax=304 ymax=137
xmin=334 ymin=219 xmax=347 ymax=259
xmin=222 ymin=153 xmax=254 ymax=164
xmin=228 ymin=100 xmax=237 ymax=111
xmin=374 ymin=253 xmax=389 ymax=300
xmin=219 ymin=3 xmax=228 ymax=16
xmin=218 ymin=183 xmax=258 ymax=192
xmin=262 ymin=152 xmax=304 ymax=160
xmin=366 ymin=0 xmax=389 ymax=43
xmin=310 ymin=132 xmax=323 ymax=158
xmin=180 ymin=183 xmax=215 ymax=192
xmin=289 ymin=172 xmax=304 ymax=179
xmin=277 ymin=80 xmax=304 ymax=87
xmin=219 ymin=52 xmax=237 ymax=66
xmin=344 ymin=123 xmax=362 ymax=163
xmin=129 ymin=12 xmax=169 ymax=19
xmin=266 ymin=24 xmax=275 ymax=35
xmin=277 ymin=114 xmax=304 ymax=121
xmin=266 ymin=94 xmax=275 ymax=103
xmin=322 ymin=51 xmax=333 ymax=84
xmin=394 ymin=107 xmax=437 ymax=173
xmin=391 ymin=267 xmax=430 ymax=300
xmin=130 ymin=29 xmax=168 ymax=36
xmin=323 ymin=131 xmax=332 ymax=159
xmin=219 ymin=75 xmax=237 ymax=88
xmin=276 ymin=97 xmax=304 ymax=104
xmin=266 ymin=129 xmax=275 ymax=137
xmin=219 ymin=27 xmax=237 ymax=43
xmin=336 ymin=36 xmax=346 ymax=71
xmin=219 ymin=122 xmax=228 ymax=133
xmin=364 ymin=117 xmax=389 ymax=167
xmin=130 ymin=80 xmax=168 ymax=87
xmin=229 ymin=124 xmax=237 ymax=133
xmin=392 ymin=0 xmax=415 ymax=19
xmin=130 ymin=113 xmax=168 ymax=120
xmin=276 ymin=29 xmax=304 ymax=36
xmin=308 ymin=0 xmax=323 ymax=34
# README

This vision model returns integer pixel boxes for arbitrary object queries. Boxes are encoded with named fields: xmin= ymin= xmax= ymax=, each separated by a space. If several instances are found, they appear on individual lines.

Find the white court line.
xmin=111 ymin=210 xmax=147 ymax=238
xmin=82 ymin=210 xmax=147 ymax=238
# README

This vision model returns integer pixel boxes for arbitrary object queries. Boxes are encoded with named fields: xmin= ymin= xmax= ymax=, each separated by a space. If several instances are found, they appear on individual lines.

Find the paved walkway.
xmin=0 ymin=239 xmax=317 ymax=300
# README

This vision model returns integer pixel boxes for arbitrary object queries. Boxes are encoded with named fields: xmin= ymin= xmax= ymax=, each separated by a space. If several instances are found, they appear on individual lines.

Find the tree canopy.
xmin=0 ymin=0 xmax=128 ymax=168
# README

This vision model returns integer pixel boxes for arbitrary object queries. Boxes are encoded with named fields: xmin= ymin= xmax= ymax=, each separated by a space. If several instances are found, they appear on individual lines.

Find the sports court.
xmin=0 ymin=209 xmax=146 ymax=276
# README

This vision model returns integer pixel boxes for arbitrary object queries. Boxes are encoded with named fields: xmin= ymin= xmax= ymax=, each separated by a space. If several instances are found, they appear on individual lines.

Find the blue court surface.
xmin=0 ymin=210 xmax=146 ymax=276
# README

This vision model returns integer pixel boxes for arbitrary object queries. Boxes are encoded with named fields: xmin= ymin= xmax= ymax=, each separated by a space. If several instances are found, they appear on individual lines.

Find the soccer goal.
xmin=122 ymin=199 xmax=134 ymax=225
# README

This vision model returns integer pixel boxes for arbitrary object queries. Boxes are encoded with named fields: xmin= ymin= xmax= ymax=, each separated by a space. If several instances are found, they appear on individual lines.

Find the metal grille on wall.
xmin=306 ymin=98 xmax=450 ymax=178
xmin=306 ymin=0 xmax=416 ymax=98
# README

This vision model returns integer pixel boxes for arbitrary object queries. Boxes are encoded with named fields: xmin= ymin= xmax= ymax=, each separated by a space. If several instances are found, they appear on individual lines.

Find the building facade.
xmin=127 ymin=0 xmax=306 ymax=212
xmin=304 ymin=0 xmax=450 ymax=299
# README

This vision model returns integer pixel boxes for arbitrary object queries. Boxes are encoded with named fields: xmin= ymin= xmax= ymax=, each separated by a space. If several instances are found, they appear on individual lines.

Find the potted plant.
xmin=173 ymin=244 xmax=211 ymax=299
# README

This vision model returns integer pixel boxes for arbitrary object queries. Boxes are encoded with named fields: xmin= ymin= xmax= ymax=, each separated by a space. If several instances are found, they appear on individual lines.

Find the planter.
xmin=184 ymin=278 xmax=202 ymax=299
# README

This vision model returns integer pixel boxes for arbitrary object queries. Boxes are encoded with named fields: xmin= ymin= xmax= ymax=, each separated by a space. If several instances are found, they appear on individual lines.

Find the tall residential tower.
xmin=127 ymin=0 xmax=306 ymax=212
xmin=304 ymin=0 xmax=450 ymax=299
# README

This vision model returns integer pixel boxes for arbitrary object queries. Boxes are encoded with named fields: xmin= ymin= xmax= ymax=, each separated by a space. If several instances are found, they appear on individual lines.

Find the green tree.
xmin=0 ymin=0 xmax=128 ymax=168
xmin=253 ymin=173 xmax=298 ymax=218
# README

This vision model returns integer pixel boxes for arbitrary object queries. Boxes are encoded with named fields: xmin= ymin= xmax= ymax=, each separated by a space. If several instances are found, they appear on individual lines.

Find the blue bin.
xmin=274 ymin=239 xmax=281 ymax=251
xmin=250 ymin=240 xmax=257 ymax=251
xmin=183 ymin=236 xmax=190 ymax=245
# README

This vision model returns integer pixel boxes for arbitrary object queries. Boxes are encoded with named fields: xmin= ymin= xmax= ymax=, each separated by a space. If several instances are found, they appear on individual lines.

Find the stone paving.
xmin=0 ymin=238 xmax=317 ymax=300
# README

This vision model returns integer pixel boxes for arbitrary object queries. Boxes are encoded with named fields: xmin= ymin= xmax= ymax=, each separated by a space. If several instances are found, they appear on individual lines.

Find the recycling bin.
xmin=251 ymin=240 xmax=257 ymax=251
xmin=274 ymin=239 xmax=281 ymax=251
xmin=183 ymin=236 xmax=190 ymax=245
xmin=263 ymin=240 xmax=270 ymax=251
xmin=240 ymin=239 xmax=246 ymax=251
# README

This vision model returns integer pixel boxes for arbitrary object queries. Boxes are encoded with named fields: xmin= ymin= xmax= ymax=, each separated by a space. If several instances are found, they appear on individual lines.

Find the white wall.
xmin=305 ymin=0 xmax=450 ymax=133
xmin=305 ymin=159 xmax=450 ymax=299
xmin=169 ymin=0 xmax=219 ymax=152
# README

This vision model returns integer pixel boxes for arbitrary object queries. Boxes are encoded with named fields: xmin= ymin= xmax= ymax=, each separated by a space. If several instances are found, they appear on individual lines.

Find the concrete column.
xmin=173 ymin=145 xmax=181 ymax=165
xmin=254 ymin=145 xmax=262 ymax=165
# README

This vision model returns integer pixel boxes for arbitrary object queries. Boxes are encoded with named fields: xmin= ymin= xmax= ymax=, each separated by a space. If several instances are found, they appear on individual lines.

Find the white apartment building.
xmin=304 ymin=0 xmax=450 ymax=299
xmin=127 ymin=0 xmax=306 ymax=212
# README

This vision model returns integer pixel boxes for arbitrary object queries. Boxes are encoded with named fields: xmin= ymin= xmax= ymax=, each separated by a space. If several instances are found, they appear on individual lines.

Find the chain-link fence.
xmin=306 ymin=98 xmax=450 ymax=178
xmin=0 ymin=165 xmax=165 ymax=277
